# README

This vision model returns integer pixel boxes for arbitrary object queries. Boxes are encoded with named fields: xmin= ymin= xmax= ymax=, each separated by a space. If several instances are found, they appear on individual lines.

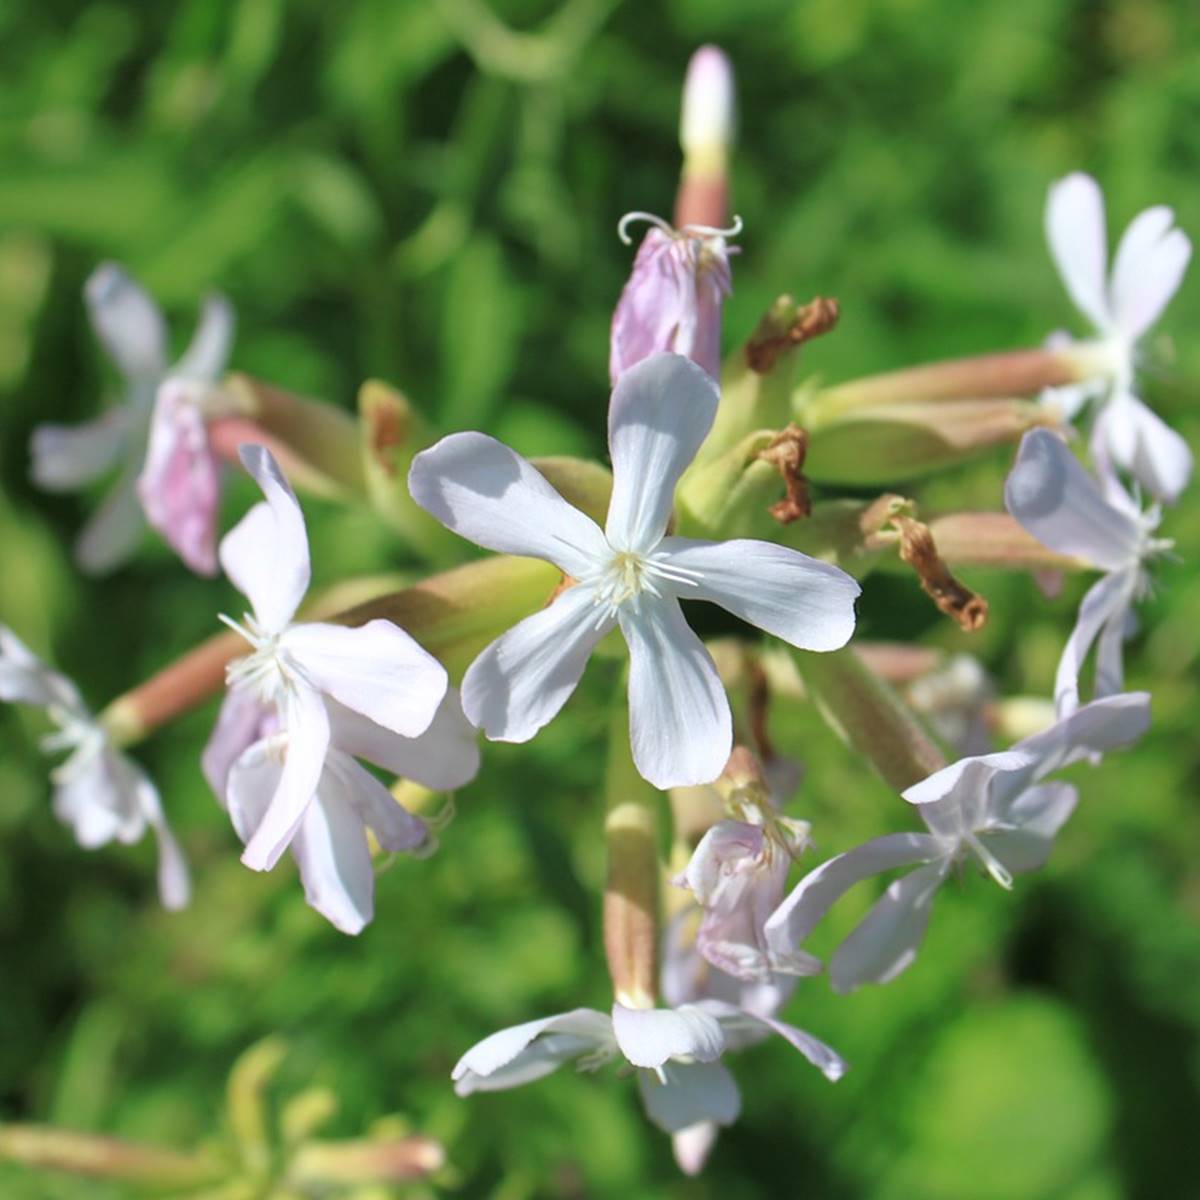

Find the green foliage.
xmin=1 ymin=0 xmax=1198 ymax=1196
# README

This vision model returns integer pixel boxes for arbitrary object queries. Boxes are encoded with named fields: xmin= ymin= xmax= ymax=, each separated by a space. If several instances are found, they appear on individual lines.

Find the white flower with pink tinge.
xmin=1005 ymin=429 xmax=1172 ymax=718
xmin=453 ymin=998 xmax=844 ymax=1141
xmin=1044 ymin=172 xmax=1192 ymax=502
xmin=408 ymin=353 xmax=860 ymax=790
xmin=205 ymin=445 xmax=478 ymax=933
xmin=765 ymin=693 xmax=1149 ymax=993
xmin=30 ymin=263 xmax=234 ymax=574
xmin=0 ymin=627 xmax=189 ymax=909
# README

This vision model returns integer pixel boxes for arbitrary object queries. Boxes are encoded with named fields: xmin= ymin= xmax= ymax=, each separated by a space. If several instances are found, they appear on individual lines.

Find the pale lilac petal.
xmin=220 ymin=445 xmax=310 ymax=633
xmin=138 ymin=380 xmax=220 ymax=575
xmin=30 ymin=411 xmax=129 ymax=491
xmin=326 ymin=691 xmax=480 ymax=792
xmin=282 ymin=619 xmax=446 ymax=738
xmin=681 ymin=820 xmax=765 ymax=906
xmin=1094 ymin=600 xmax=1128 ymax=700
xmin=1097 ymin=394 xmax=1193 ymax=504
xmin=322 ymin=749 xmax=427 ymax=854
xmin=0 ymin=627 xmax=82 ymax=710
xmin=611 ymin=1003 xmax=725 ymax=1069
xmin=290 ymin=784 xmax=375 ymax=935
xmin=672 ymin=1122 xmax=719 ymax=1177
xmin=84 ymin=262 xmax=168 ymax=381
xmin=462 ymin=585 xmax=612 ymax=743
xmin=240 ymin=683 xmax=330 ymax=871
xmin=981 ymin=782 xmax=1078 ymax=875
xmin=52 ymin=750 xmax=144 ymax=848
xmin=1045 ymin=173 xmax=1110 ymax=331
xmin=829 ymin=860 xmax=951 ymax=993
xmin=1052 ymin=570 xmax=1137 ymax=716
xmin=763 ymin=832 xmax=945 ymax=955
xmin=610 ymin=231 xmax=697 ymax=383
xmin=1005 ymin=430 xmax=1142 ymax=570
xmin=901 ymin=750 xmax=1033 ymax=808
xmin=224 ymin=737 xmax=281 ymax=845
xmin=656 ymin=537 xmax=860 ymax=650
xmin=1109 ymin=207 xmax=1191 ymax=339
xmin=697 ymin=1000 xmax=847 ymax=1081
xmin=75 ymin=470 xmax=146 ymax=575
xmin=174 ymin=292 xmax=236 ymax=380
xmin=638 ymin=1062 xmax=740 ymax=1135
xmin=620 ymin=595 xmax=730 ymax=789
xmin=133 ymin=772 xmax=191 ymax=910
xmin=605 ymin=353 xmax=719 ymax=553
xmin=451 ymin=1009 xmax=614 ymax=1092
xmin=407 ymin=432 xmax=607 ymax=577
xmin=201 ymin=687 xmax=274 ymax=804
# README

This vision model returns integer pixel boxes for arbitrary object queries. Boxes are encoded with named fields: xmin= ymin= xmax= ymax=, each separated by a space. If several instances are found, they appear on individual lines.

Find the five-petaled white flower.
xmin=407 ymin=353 xmax=860 ymax=790
xmin=206 ymin=445 xmax=477 ymax=932
xmin=1005 ymin=429 xmax=1172 ymax=718
xmin=453 ymin=998 xmax=844 ymax=1141
xmin=765 ymin=692 xmax=1149 ymax=993
xmin=30 ymin=263 xmax=234 ymax=574
xmin=1044 ymin=172 xmax=1192 ymax=502
xmin=0 ymin=626 xmax=189 ymax=909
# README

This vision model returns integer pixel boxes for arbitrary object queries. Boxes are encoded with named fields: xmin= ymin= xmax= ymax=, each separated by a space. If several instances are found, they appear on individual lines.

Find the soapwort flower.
xmin=407 ymin=353 xmax=860 ymax=790
xmin=610 ymin=213 xmax=741 ymax=382
xmin=30 ymin=263 xmax=234 ymax=573
xmin=1044 ymin=172 xmax=1192 ymax=501
xmin=0 ymin=627 xmax=189 ymax=908
xmin=764 ymin=692 xmax=1150 ymax=993
xmin=1005 ymin=428 xmax=1172 ymax=717
xmin=452 ymin=997 xmax=844 ymax=1140
xmin=205 ymin=445 xmax=476 ymax=932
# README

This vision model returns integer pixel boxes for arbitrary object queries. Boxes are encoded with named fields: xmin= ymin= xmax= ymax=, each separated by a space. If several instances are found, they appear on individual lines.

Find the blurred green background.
xmin=1 ymin=0 xmax=1199 ymax=1196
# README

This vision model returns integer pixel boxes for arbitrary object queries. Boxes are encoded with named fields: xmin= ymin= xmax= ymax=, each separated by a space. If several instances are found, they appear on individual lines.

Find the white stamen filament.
xmin=40 ymin=704 xmax=106 ymax=784
xmin=218 ymin=612 xmax=300 ymax=703
xmin=964 ymin=832 xmax=1013 ymax=890
xmin=617 ymin=210 xmax=744 ymax=246
xmin=579 ymin=548 xmax=705 ymax=624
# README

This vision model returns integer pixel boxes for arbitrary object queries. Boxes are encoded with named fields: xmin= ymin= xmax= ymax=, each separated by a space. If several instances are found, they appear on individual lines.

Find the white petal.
xmin=407 ymin=432 xmax=607 ymax=577
xmin=133 ymin=772 xmax=191 ymax=910
xmin=451 ymin=1009 xmax=614 ymax=1088
xmin=697 ymin=999 xmax=848 ymax=1081
xmin=30 ymin=412 xmax=130 ymax=491
xmin=638 ymin=1062 xmax=740 ymax=1135
xmin=1109 ymin=206 xmax=1191 ymax=339
xmin=174 ymin=292 xmax=236 ymax=380
xmin=672 ymin=1122 xmax=719 ymax=1176
xmin=763 ymin=832 xmax=945 ymax=953
xmin=656 ymin=537 xmax=860 ymax=650
xmin=981 ymin=782 xmax=1078 ymax=875
xmin=290 ymin=784 xmax=375 ymax=935
xmin=829 ymin=860 xmax=951 ymax=993
xmin=323 ymin=749 xmax=427 ymax=854
xmin=1098 ymin=394 xmax=1193 ymax=504
xmin=611 ymin=1002 xmax=725 ymax=1069
xmin=455 ymin=1033 xmax=606 ymax=1095
xmin=1017 ymin=690 xmax=1150 ymax=778
xmin=240 ymin=684 xmax=330 ymax=871
xmin=901 ymin=750 xmax=1034 ymax=808
xmin=1005 ymin=430 xmax=1143 ymax=570
xmin=84 ymin=262 xmax=168 ymax=381
xmin=326 ymin=690 xmax=480 ymax=791
xmin=1044 ymin=173 xmax=1111 ymax=331
xmin=621 ymin=595 xmax=730 ymax=789
xmin=201 ymin=687 xmax=273 ymax=804
xmin=0 ymin=627 xmax=83 ymax=710
xmin=604 ymin=353 xmax=718 ymax=553
xmin=462 ymin=585 xmax=612 ymax=743
xmin=282 ymin=619 xmax=446 ymax=738
xmin=220 ymin=446 xmax=311 ymax=633
xmin=52 ymin=750 xmax=144 ymax=848
xmin=1052 ymin=571 xmax=1137 ymax=716
xmin=224 ymin=737 xmax=281 ymax=843
xmin=75 ymin=470 xmax=146 ymax=575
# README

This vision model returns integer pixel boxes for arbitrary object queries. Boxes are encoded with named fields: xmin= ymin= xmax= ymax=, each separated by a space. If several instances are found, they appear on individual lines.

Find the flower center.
xmin=581 ymin=547 xmax=703 ymax=625
xmin=40 ymin=705 xmax=106 ymax=784
xmin=219 ymin=613 xmax=299 ymax=704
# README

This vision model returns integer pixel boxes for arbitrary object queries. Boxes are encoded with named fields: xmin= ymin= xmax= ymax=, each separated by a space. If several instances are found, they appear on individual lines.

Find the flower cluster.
xmin=2 ymin=43 xmax=1189 ymax=1181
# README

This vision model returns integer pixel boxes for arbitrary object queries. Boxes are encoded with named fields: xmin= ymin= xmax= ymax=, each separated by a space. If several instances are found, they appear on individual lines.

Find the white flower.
xmin=452 ymin=998 xmax=844 ymax=1140
xmin=1005 ymin=429 xmax=1172 ymax=717
xmin=30 ymin=263 xmax=234 ymax=573
xmin=1044 ymin=172 xmax=1192 ymax=501
xmin=207 ymin=445 xmax=475 ymax=931
xmin=764 ymin=692 xmax=1150 ymax=993
xmin=0 ymin=627 xmax=189 ymax=909
xmin=408 ymin=353 xmax=860 ymax=789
